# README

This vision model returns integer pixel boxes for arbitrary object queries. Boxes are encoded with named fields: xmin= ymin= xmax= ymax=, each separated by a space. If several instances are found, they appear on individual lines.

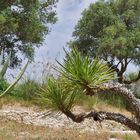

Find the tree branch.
xmin=62 ymin=82 xmax=140 ymax=136
xmin=107 ymin=60 xmax=140 ymax=84
xmin=102 ymin=83 xmax=140 ymax=120
xmin=62 ymin=110 xmax=140 ymax=136
xmin=83 ymin=82 xmax=140 ymax=121
xmin=107 ymin=61 xmax=119 ymax=73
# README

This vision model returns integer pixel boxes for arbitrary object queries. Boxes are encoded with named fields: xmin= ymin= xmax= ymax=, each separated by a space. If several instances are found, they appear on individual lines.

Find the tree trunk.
xmin=117 ymin=72 xmax=124 ymax=83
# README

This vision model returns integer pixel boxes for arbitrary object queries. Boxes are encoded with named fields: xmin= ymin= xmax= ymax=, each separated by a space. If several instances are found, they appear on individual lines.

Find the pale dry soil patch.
xmin=0 ymin=104 xmax=139 ymax=140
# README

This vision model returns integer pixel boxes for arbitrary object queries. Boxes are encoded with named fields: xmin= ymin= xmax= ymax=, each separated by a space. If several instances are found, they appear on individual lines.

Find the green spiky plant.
xmin=56 ymin=49 xmax=114 ymax=95
xmin=38 ymin=49 xmax=140 ymax=136
xmin=38 ymin=49 xmax=114 ymax=112
xmin=38 ymin=77 xmax=77 ymax=112
xmin=0 ymin=50 xmax=28 ymax=98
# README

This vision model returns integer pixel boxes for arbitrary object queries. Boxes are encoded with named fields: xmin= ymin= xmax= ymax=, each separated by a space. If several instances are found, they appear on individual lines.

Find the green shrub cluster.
xmin=0 ymin=50 xmax=138 ymax=111
xmin=13 ymin=78 xmax=40 ymax=101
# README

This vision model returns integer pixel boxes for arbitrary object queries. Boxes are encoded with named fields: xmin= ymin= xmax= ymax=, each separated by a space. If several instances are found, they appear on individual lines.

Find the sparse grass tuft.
xmin=13 ymin=78 xmax=40 ymax=101
xmin=124 ymin=134 xmax=136 ymax=140
xmin=109 ymin=133 xmax=139 ymax=140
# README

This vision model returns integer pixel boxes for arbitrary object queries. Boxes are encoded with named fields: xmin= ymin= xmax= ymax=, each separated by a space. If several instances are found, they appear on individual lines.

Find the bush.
xmin=0 ymin=80 xmax=9 ymax=92
xmin=14 ymin=78 xmax=40 ymax=100
xmin=98 ymin=91 xmax=132 ymax=110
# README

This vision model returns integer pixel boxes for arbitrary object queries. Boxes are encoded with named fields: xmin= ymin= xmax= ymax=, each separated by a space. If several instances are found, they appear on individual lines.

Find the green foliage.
xmin=0 ymin=50 xmax=11 ymax=94
xmin=0 ymin=50 xmax=28 ymax=98
xmin=98 ymin=91 xmax=131 ymax=110
xmin=38 ymin=49 xmax=114 ymax=111
xmin=38 ymin=77 xmax=77 ymax=111
xmin=57 ymin=49 xmax=114 ymax=93
xmin=14 ymin=78 xmax=40 ymax=100
xmin=124 ymin=134 xmax=134 ymax=140
xmin=74 ymin=89 xmax=132 ymax=110
xmin=0 ymin=80 xmax=9 ymax=92
xmin=70 ymin=0 xmax=140 ymax=69
xmin=76 ymin=93 xmax=99 ymax=109
xmin=0 ymin=51 xmax=11 ymax=81
xmin=0 ymin=0 xmax=58 ymax=67
xmin=0 ymin=61 xmax=28 ymax=98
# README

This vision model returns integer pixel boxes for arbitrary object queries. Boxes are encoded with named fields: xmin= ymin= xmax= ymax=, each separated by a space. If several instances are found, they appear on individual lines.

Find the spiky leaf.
xmin=0 ymin=61 xmax=29 ymax=98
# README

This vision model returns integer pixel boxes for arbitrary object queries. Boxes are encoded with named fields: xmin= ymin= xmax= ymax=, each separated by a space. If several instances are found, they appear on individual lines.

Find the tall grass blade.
xmin=0 ymin=61 xmax=29 ymax=98
xmin=0 ymin=51 xmax=11 ymax=80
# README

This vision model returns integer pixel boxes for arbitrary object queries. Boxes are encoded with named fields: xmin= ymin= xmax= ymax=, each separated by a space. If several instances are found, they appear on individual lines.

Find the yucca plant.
xmin=38 ymin=77 xmax=77 ymax=112
xmin=0 ymin=50 xmax=29 ymax=98
xmin=39 ymin=49 xmax=114 ymax=111
xmin=39 ymin=49 xmax=140 ymax=136
xmin=56 ymin=49 xmax=114 ymax=96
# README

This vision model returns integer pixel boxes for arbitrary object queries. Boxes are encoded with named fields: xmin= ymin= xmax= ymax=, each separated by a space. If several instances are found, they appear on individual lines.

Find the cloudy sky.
xmin=8 ymin=0 xmax=99 ymax=81
xmin=35 ymin=0 xmax=96 ymax=63
xmin=7 ymin=0 xmax=138 ymax=81
xmin=29 ymin=0 xmax=137 ymax=75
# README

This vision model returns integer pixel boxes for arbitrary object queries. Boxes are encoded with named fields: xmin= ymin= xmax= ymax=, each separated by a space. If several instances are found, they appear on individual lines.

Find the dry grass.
xmin=0 ymin=119 xmax=139 ymax=140
xmin=0 ymin=97 xmax=139 ymax=140
xmin=0 ymin=95 xmax=34 ymax=108
xmin=0 ymin=119 xmax=109 ymax=140
xmin=109 ymin=133 xmax=139 ymax=140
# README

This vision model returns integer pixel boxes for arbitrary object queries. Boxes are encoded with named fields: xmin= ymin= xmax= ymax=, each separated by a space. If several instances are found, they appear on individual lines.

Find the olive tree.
xmin=69 ymin=0 xmax=140 ymax=84
xmin=0 ymin=0 xmax=58 ymax=67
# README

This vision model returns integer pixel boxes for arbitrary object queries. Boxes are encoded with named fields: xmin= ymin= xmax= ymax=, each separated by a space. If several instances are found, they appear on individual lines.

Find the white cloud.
xmin=35 ymin=0 xmax=97 ymax=63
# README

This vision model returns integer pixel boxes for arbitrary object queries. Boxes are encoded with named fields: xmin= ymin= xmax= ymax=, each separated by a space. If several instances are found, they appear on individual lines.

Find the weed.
xmin=124 ymin=134 xmax=135 ymax=140
xmin=14 ymin=78 xmax=40 ymax=100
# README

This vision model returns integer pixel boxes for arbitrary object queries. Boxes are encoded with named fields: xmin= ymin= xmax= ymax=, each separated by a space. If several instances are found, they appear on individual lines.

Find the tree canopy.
xmin=69 ymin=0 xmax=140 ymax=83
xmin=0 ymin=0 xmax=58 ymax=67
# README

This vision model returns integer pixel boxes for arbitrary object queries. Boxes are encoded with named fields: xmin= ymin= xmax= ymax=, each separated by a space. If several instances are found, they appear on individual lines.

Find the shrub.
xmin=14 ymin=78 xmax=40 ymax=100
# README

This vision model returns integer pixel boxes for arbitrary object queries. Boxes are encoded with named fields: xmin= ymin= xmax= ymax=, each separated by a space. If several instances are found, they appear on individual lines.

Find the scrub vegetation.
xmin=0 ymin=0 xmax=140 ymax=139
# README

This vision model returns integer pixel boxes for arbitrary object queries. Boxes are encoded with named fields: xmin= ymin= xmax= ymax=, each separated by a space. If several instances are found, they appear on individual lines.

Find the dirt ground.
xmin=0 ymin=104 xmax=139 ymax=140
